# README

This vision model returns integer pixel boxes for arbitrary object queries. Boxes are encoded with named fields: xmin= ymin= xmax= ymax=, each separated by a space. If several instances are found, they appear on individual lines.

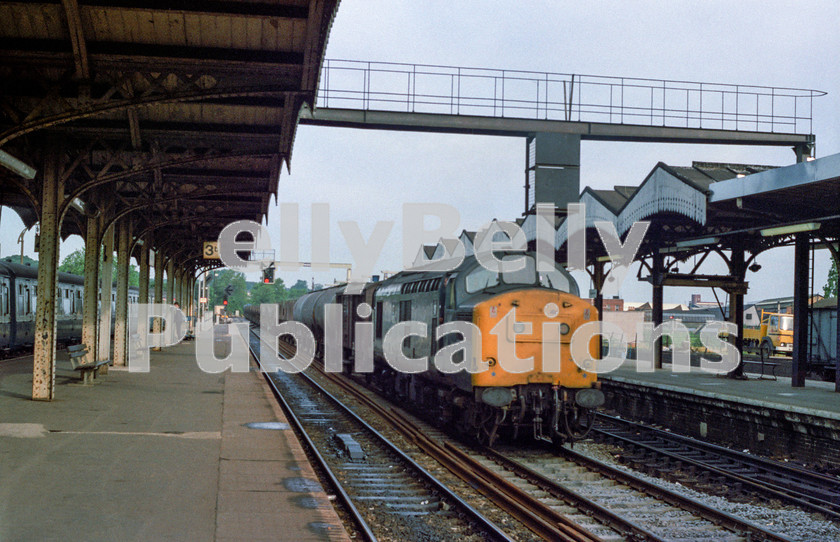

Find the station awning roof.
xmin=0 ymin=0 xmax=339 ymax=271
xmin=710 ymin=153 xmax=840 ymax=225
xmin=523 ymin=152 xmax=840 ymax=262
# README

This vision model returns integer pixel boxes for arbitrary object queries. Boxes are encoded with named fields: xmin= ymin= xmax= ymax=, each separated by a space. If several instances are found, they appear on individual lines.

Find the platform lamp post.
xmin=651 ymin=251 xmax=665 ymax=369
xmin=791 ymin=233 xmax=810 ymax=387
xmin=823 ymin=241 xmax=840 ymax=393
xmin=832 ymin=249 xmax=840 ymax=393
xmin=17 ymin=226 xmax=33 ymax=264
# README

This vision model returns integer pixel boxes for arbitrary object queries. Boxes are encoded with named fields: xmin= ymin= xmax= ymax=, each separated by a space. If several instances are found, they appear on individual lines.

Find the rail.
xmin=317 ymin=59 xmax=825 ymax=134
xmin=267 ymin=335 xmax=602 ymax=541
xmin=248 ymin=327 xmax=513 ymax=542
xmin=281 ymin=336 xmax=788 ymax=541
xmin=594 ymin=413 xmax=840 ymax=522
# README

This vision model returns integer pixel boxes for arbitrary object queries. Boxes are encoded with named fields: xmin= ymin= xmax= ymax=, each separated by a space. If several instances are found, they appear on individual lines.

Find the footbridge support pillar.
xmin=525 ymin=133 xmax=580 ymax=214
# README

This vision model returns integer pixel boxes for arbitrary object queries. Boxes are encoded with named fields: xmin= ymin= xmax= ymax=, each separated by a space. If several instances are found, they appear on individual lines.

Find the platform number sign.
xmin=203 ymin=241 xmax=220 ymax=260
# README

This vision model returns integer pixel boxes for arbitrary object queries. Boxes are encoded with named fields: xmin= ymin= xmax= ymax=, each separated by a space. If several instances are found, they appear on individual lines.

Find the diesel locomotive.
xmin=245 ymin=252 xmax=605 ymax=446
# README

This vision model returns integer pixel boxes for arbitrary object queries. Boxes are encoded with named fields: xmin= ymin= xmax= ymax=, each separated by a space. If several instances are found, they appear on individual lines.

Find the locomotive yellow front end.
xmin=470 ymin=288 xmax=605 ymax=445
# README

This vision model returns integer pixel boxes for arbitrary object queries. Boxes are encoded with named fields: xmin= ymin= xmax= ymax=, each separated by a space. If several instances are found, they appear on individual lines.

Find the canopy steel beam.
xmin=60 ymin=0 xmax=90 ymax=79
xmin=0 ymin=75 xmax=298 ymax=145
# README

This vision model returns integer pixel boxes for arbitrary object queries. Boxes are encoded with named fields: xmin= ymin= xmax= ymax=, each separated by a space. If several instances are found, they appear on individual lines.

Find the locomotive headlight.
xmin=559 ymin=323 xmax=570 ymax=335
xmin=485 ymin=357 xmax=497 ymax=367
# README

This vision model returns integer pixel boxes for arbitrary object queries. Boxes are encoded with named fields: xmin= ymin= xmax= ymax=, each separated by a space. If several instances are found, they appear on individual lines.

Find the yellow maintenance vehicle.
xmin=743 ymin=310 xmax=793 ymax=358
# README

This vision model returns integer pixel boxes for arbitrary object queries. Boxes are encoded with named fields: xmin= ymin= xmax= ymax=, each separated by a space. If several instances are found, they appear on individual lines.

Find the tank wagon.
xmin=246 ymin=252 xmax=605 ymax=446
xmin=809 ymin=298 xmax=838 ymax=381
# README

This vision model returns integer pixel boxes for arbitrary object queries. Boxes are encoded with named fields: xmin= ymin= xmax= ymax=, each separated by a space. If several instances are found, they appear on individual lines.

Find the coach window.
xmin=1 ymin=284 xmax=7 ymax=315
xmin=24 ymin=285 xmax=32 ymax=314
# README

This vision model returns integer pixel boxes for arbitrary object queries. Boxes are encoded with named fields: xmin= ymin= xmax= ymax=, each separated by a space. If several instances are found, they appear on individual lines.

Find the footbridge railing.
xmin=317 ymin=59 xmax=825 ymax=134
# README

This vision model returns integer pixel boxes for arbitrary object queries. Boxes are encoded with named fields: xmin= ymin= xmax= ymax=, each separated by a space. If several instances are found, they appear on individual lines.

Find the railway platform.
xmin=599 ymin=361 xmax=840 ymax=468
xmin=0 ymin=341 xmax=350 ymax=542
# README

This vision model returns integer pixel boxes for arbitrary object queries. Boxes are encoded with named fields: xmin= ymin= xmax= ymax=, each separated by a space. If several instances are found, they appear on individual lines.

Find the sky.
xmin=1 ymin=1 xmax=839 ymax=305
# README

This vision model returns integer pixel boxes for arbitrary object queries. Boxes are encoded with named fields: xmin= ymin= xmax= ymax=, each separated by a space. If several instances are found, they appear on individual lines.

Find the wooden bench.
xmin=67 ymin=344 xmax=110 ymax=385
xmin=743 ymin=358 xmax=779 ymax=380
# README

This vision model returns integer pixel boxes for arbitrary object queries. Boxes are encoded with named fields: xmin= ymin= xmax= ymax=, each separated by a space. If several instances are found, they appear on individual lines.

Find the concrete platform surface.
xmin=600 ymin=360 xmax=840 ymax=420
xmin=0 ymin=341 xmax=350 ymax=542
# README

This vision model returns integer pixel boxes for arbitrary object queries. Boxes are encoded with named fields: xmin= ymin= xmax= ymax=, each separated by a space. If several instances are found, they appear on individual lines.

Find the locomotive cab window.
xmin=465 ymin=266 xmax=499 ymax=293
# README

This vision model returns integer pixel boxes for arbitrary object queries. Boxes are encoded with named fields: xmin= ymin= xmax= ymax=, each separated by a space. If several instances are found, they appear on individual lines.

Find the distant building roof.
xmin=812 ymin=297 xmax=838 ymax=309
xmin=632 ymin=302 xmax=689 ymax=312
xmin=586 ymin=186 xmax=638 ymax=214
xmin=754 ymin=296 xmax=794 ymax=305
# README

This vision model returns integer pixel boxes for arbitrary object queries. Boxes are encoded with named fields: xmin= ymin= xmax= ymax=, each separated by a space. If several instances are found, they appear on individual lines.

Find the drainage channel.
xmin=248 ymin=328 xmax=512 ymax=542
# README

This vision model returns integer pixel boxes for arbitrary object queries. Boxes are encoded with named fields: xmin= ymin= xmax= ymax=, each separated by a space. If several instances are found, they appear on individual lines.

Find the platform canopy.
xmin=523 ymin=153 xmax=840 ymax=263
xmin=0 ymin=0 xmax=338 ymax=271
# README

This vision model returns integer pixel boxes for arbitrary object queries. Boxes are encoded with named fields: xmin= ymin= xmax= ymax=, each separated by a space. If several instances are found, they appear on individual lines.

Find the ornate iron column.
xmin=153 ymin=248 xmax=164 ymax=351
xmin=80 ymin=202 xmax=100 ymax=365
xmin=98 ymin=224 xmax=114 ymax=364
xmin=32 ymin=141 xmax=63 ymax=401
xmin=113 ymin=218 xmax=132 ymax=366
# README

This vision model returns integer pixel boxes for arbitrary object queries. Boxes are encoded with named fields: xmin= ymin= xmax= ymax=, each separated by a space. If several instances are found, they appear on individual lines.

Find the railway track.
xmin=246 ymin=327 xmax=512 ymax=542
xmin=493 ymin=444 xmax=796 ymax=542
xmin=255 ymin=328 xmax=793 ymax=542
xmin=593 ymin=413 xmax=840 ymax=523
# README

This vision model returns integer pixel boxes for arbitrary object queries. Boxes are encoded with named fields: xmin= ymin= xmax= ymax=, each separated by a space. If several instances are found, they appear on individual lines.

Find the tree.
xmin=290 ymin=279 xmax=309 ymax=294
xmin=825 ymin=259 xmax=839 ymax=299
xmin=58 ymin=249 xmax=85 ymax=275
xmin=3 ymin=255 xmax=38 ymax=266
xmin=58 ymin=248 xmax=139 ymax=287
xmin=249 ymin=278 xmax=289 ymax=305
xmin=207 ymin=269 xmax=248 ymax=313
